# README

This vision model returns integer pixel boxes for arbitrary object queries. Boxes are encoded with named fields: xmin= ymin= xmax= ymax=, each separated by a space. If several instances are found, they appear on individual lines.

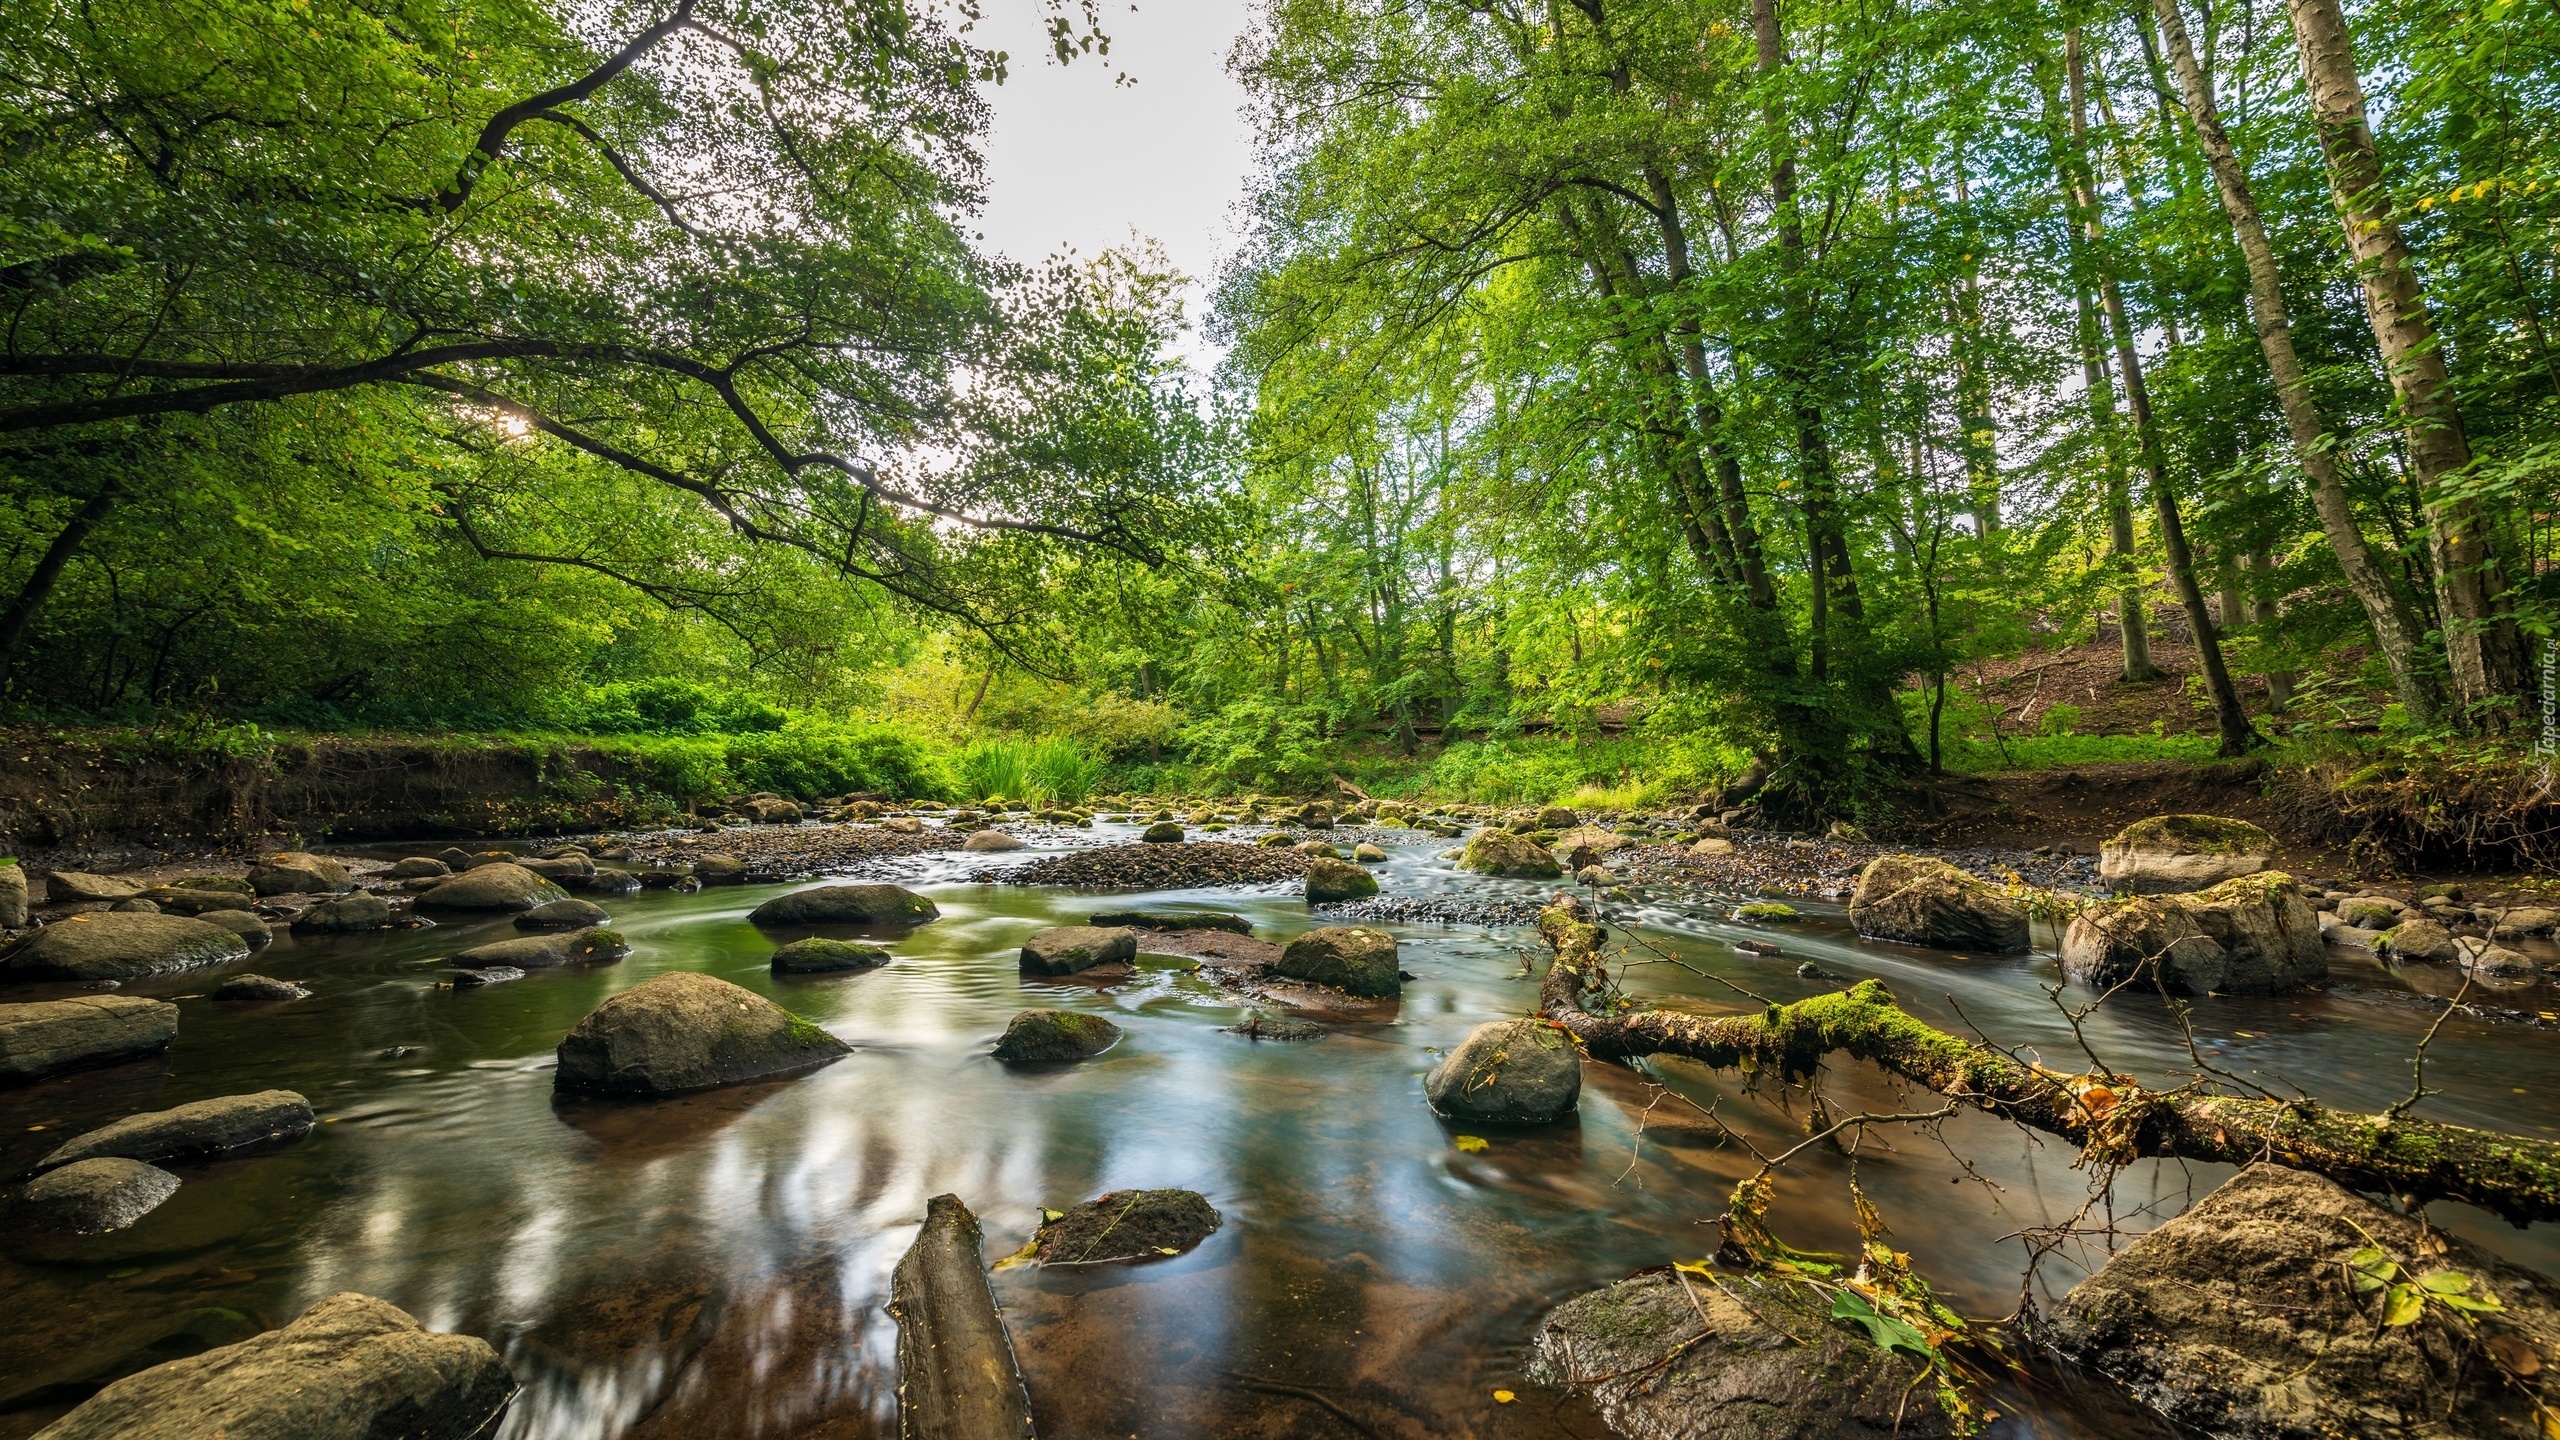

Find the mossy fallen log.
xmin=1535 ymin=902 xmax=2560 ymax=1226
xmin=888 ymin=1194 xmax=1037 ymax=1440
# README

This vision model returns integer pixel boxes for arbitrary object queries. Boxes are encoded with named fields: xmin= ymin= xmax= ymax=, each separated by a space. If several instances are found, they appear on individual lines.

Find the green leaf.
xmin=1830 ymin=1290 xmax=1934 ymax=1359
xmin=2383 ymin=1284 xmax=2426 ymax=1326
xmin=2440 ymin=1293 xmax=2505 ymax=1314
xmin=2418 ymin=1269 xmax=2472 ymax=1295
xmin=2348 ymin=1248 xmax=2398 ymax=1292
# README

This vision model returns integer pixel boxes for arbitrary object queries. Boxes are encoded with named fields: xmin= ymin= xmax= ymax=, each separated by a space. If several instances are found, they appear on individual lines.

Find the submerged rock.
xmin=1031 ymin=1188 xmax=1221 ymax=1264
xmin=889 ymin=1195 xmax=1035 ymax=1440
xmin=34 ymin=1291 xmax=515 ymax=1440
xmin=2046 ymin=1162 xmax=2560 ymax=1440
xmin=1223 ymin=1010 xmax=1324 ymax=1041
xmin=1424 ymin=1019 xmax=1580 ymax=1123
xmin=554 ymin=971 xmax=848 ymax=1096
xmin=1274 ymin=925 xmax=1399 ymax=997
xmin=449 ymin=966 xmax=525 ymax=988
xmin=1847 ymin=854 xmax=2031 ymax=952
xmin=992 ymin=1008 xmax=1122 ymax=1062
xmin=2098 ymin=814 xmax=2275 ymax=894
xmin=2 ymin=913 xmax=250 ymax=981
xmin=1528 ymin=1268 xmax=1951 ymax=1440
xmin=0 ymin=995 xmax=178 ymax=1079
xmin=1303 ymin=855 xmax=1380 ymax=904
xmin=208 ymin=973 xmax=306 ymax=1002
xmin=289 ymin=894 xmax=393 ymax=934
xmin=1091 ymin=910 xmax=1252 ymax=935
xmin=452 ymin=927 xmax=629 ymax=970
xmin=414 ymin=862 xmax=567 ymax=913
xmin=1459 ymin=828 xmax=1562 ymax=879
xmin=770 ymin=937 xmax=890 ymax=973
xmin=37 ymin=1089 xmax=314 ymax=1171
xmin=515 ymin=898 xmax=609 ymax=930
xmin=747 ymin=883 xmax=939 ymax=926
xmin=16 ymin=1157 xmax=180 ymax=1234
xmin=1019 ymin=925 xmax=1138 ymax=976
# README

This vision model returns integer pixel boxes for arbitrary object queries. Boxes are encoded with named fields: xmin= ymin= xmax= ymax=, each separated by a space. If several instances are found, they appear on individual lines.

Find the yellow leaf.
xmin=1454 ymin=1135 xmax=1489 ymax=1152
xmin=1493 ymin=1390 xmax=1516 ymax=1403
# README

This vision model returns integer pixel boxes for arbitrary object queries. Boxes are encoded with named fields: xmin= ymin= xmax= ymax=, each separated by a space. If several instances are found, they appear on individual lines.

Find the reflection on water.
xmin=6 ymin=826 xmax=2559 ymax=1438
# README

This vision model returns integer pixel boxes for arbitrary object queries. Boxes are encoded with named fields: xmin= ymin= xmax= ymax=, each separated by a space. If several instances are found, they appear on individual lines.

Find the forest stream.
xmin=4 ymin=819 xmax=2556 ymax=1438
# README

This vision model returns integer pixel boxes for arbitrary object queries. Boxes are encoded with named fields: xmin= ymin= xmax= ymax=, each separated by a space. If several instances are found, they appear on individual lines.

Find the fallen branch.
xmin=1535 ymin=900 xmax=2560 ymax=1225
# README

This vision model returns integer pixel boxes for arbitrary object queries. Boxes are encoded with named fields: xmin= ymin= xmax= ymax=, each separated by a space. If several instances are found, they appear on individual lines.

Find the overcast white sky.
xmin=968 ymin=0 xmax=1259 ymax=331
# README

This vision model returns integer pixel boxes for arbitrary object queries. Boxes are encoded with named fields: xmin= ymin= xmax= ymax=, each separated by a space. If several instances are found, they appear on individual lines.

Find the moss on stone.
xmin=2112 ymin=813 xmax=2274 ymax=855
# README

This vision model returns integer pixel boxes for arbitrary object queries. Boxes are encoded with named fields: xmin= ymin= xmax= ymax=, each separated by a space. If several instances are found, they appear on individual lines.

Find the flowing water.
xmin=6 ymin=824 xmax=2559 ymax=1439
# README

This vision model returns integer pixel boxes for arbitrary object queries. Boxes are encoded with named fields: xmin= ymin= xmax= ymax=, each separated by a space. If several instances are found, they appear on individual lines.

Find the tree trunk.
xmin=0 ymin=483 xmax=118 ymax=681
xmin=1536 ymin=901 xmax=2560 ymax=1226
xmin=2253 ymin=553 xmax=2296 ymax=713
xmin=2070 ymin=31 xmax=2258 ymax=755
xmin=2286 ymin=0 xmax=2528 ymax=723
xmin=887 ymin=1194 xmax=1037 ymax=1440
xmin=2148 ymin=0 xmax=2441 ymax=723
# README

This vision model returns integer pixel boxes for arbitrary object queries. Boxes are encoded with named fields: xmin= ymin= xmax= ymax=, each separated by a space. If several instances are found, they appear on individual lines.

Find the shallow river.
xmin=5 ymin=823 xmax=2557 ymax=1439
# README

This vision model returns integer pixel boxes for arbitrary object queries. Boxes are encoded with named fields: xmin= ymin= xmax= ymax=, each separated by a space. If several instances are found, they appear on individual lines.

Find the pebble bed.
xmin=1310 ymin=896 xmax=1548 ymax=927
xmin=980 ymin=841 xmax=1311 ymax=889
xmin=1619 ymin=836 xmax=2105 ymax=900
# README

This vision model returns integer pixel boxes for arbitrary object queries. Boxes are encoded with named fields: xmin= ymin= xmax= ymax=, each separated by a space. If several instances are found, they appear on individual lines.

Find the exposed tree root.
xmin=1535 ymin=901 xmax=2560 ymax=1226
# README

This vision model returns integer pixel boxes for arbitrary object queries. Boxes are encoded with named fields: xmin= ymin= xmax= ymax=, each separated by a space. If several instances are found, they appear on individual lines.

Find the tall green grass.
xmin=962 ymin=735 xmax=1102 ymax=806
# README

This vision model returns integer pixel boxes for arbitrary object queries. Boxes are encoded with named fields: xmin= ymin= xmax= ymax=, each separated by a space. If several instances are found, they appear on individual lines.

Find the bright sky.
xmin=969 ymin=0 xmax=1259 ymax=339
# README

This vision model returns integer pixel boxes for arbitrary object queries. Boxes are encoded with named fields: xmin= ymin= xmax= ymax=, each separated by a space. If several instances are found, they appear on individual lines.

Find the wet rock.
xmin=0 ymin=861 xmax=21 ymax=926
xmin=34 ymin=1291 xmax=516 ymax=1440
xmin=1693 ymin=837 xmax=1736 ymax=856
xmin=2496 ymin=906 xmax=2560 ymax=935
xmin=2046 ymin=1163 xmax=2560 ymax=1440
xmin=453 ymin=926 xmax=629 ymax=970
xmin=2322 ymin=921 xmax=2385 ymax=954
xmin=289 ymin=894 xmax=394 ymax=934
xmin=1091 ymin=910 xmax=1252 ymax=934
xmin=449 ymin=966 xmax=525 ymax=988
xmin=3 ymin=913 xmax=250 ymax=981
xmin=1351 ymin=842 xmax=1387 ymax=863
xmin=889 ymin=1195 xmax=1036 ymax=1440
xmin=414 ymin=862 xmax=567 ymax=913
xmin=386 ymin=856 xmax=451 ymax=879
xmin=1141 ymin=820 xmax=1186 ymax=843
xmin=110 ymin=897 xmax=159 ymax=913
xmin=38 ymin=1089 xmax=314 ymax=1171
xmin=46 ymin=870 xmax=141 ymax=903
xmin=1303 ymin=855 xmax=1379 ymax=905
xmin=881 ymin=816 xmax=925 ymax=834
xmin=1020 ymin=925 xmax=1138 ymax=976
xmin=639 ymin=868 xmax=699 ymax=891
xmin=515 ymin=898 xmax=609 ymax=930
xmin=2061 ymin=897 xmax=2231 ymax=994
xmin=555 ymin=971 xmax=847 ymax=1096
xmin=748 ymin=883 xmax=939 ymax=926
xmin=770 ymin=937 xmax=890 ymax=974
xmin=1293 ymin=840 xmax=1343 ymax=859
xmin=1223 ymin=1010 xmax=1324 ymax=1041
xmin=2170 ymin=874 xmax=2328 ymax=992
xmin=194 ymin=910 xmax=274 ymax=946
xmin=209 ymin=973 xmax=306 ymax=1002
xmin=2335 ymin=896 xmax=2407 ymax=929
xmin=1535 ymin=804 xmax=1579 ymax=829
xmin=1847 ymin=854 xmax=2030 ymax=952
xmin=247 ymin=851 xmax=351 ymax=897
xmin=962 ymin=829 xmax=1024 ymax=852
xmin=515 ymin=855 xmax=595 ymax=882
xmin=692 ymin=853 xmax=749 ymax=885
xmin=1425 ymin=1018 xmax=1580 ymax=1123
xmin=0 ymin=995 xmax=178 ymax=1080
xmin=126 ymin=885 xmax=246 ymax=917
xmin=2457 ymin=936 xmax=2538 ymax=978
xmin=15 ymin=1157 xmax=180 ymax=1234
xmin=1459 ymin=828 xmax=1563 ymax=879
xmin=1296 ymin=802 xmax=1335 ymax=829
xmin=1274 ymin=925 xmax=1399 ymax=997
xmin=2098 ymin=814 xmax=2275 ymax=895
xmin=1031 ymin=1188 xmax=1221 ymax=1264
xmin=1528 ymin=1267 xmax=1951 ymax=1440
xmin=744 ymin=797 xmax=803 ymax=824
xmin=992 ymin=1008 xmax=1121 ymax=1062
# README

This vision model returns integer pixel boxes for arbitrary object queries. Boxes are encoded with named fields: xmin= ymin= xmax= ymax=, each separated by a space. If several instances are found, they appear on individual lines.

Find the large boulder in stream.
xmin=0 ymin=996 xmax=178 ymax=1080
xmin=553 ymin=972 xmax=847 ymax=1096
xmin=15 ymin=1157 xmax=180 ymax=1234
xmin=770 ymin=937 xmax=890 ymax=974
xmin=1459 ymin=828 xmax=1562 ymax=879
xmin=1847 ymin=855 xmax=2030 ymax=952
xmin=452 ymin=926 xmax=629 ymax=970
xmin=246 ymin=851 xmax=351 ymax=896
xmin=515 ymin=898 xmax=609 ymax=930
xmin=1029 ymin=1188 xmax=1220 ymax=1264
xmin=1019 ymin=926 xmax=1138 ymax=976
xmin=992 ymin=1008 xmax=1121 ymax=1062
xmin=2045 ymin=1162 xmax=2560 ymax=1440
xmin=37 ymin=1090 xmax=314 ymax=1171
xmin=748 ymin=883 xmax=939 ymax=927
xmin=1424 ymin=1019 xmax=1581 ymax=1123
xmin=2 ymin=913 xmax=250 ymax=981
xmin=2098 ymin=813 xmax=2276 ymax=894
xmin=34 ymin=1291 xmax=515 ymax=1440
xmin=1275 ymin=926 xmax=1400 ymax=997
xmin=413 ymin=863 xmax=565 ymax=913
xmin=889 ymin=1195 xmax=1036 ymax=1440
xmin=45 ymin=870 xmax=142 ymax=903
xmin=289 ymin=894 xmax=393 ymax=934
xmin=1527 ymin=1267 xmax=1953 ymax=1440
xmin=2061 ymin=874 xmax=2325 ymax=995
xmin=1302 ymin=855 xmax=1379 ymax=904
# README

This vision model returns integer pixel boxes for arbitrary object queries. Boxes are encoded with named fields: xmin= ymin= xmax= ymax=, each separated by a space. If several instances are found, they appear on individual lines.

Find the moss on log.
xmin=1535 ymin=903 xmax=2560 ymax=1226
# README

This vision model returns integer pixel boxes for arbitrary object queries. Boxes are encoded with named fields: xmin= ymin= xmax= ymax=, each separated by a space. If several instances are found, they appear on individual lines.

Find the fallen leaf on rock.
xmin=1454 ymin=1135 xmax=1488 ymax=1152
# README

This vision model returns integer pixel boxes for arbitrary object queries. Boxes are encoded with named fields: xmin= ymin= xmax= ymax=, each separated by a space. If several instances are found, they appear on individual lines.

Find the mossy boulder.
xmin=1847 ymin=855 xmax=2030 ymax=952
xmin=1303 ymin=856 xmax=1379 ymax=904
xmin=1140 ymin=820 xmax=1186 ymax=843
xmin=414 ymin=862 xmax=566 ymax=913
xmin=386 ymin=856 xmax=451 ymax=880
xmin=771 ymin=937 xmax=891 ymax=974
xmin=37 ymin=1089 xmax=313 ymax=1171
xmin=515 ymin=898 xmax=610 ymax=930
xmin=2099 ymin=814 xmax=2276 ymax=894
xmin=1019 ymin=925 xmax=1138 ymax=975
xmin=289 ymin=894 xmax=393 ymax=934
xmin=1459 ymin=828 xmax=1562 ymax=879
xmin=2061 ymin=897 xmax=2230 ymax=994
xmin=3 ymin=913 xmax=250 ymax=981
xmin=0 ymin=996 xmax=178 ymax=1080
xmin=453 ymin=926 xmax=629 ymax=970
xmin=554 ymin=972 xmax=847 ymax=1095
xmin=246 ymin=851 xmax=351 ymax=896
xmin=45 ymin=870 xmax=141 ymax=903
xmin=748 ymin=883 xmax=939 ymax=926
xmin=16 ymin=1157 xmax=180 ymax=1235
xmin=1274 ymin=926 xmax=1400 ymax=997
xmin=1030 ymin=1188 xmax=1220 ymax=1263
xmin=1424 ymin=1019 xmax=1580 ymax=1123
xmin=991 ymin=1008 xmax=1122 ymax=1062
xmin=196 ymin=910 xmax=274 ymax=945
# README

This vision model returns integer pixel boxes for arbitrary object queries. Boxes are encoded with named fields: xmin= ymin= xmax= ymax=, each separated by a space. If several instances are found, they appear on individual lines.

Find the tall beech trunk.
xmin=2150 ymin=0 xmax=2441 ymax=722
xmin=1948 ymin=150 xmax=2000 ymax=542
xmin=1535 ymin=899 xmax=2560 ymax=1226
xmin=2070 ymin=31 xmax=2259 ymax=756
xmin=0 ymin=483 xmax=118 ymax=680
xmin=2253 ymin=554 xmax=2296 ymax=713
xmin=2286 ymin=0 xmax=2528 ymax=723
